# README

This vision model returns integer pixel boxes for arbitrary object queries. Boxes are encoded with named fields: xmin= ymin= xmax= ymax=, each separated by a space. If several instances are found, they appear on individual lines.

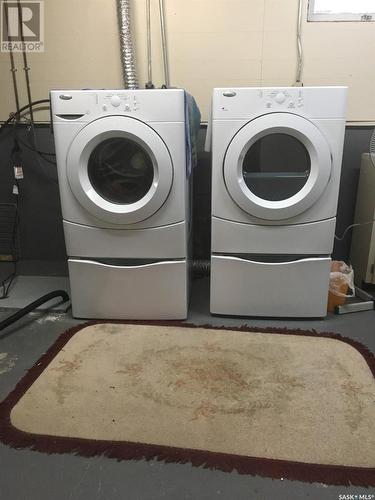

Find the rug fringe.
xmin=1 ymin=428 xmax=374 ymax=486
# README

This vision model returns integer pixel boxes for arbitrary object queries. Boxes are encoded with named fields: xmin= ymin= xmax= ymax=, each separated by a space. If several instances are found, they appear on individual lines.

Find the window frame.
xmin=308 ymin=0 xmax=375 ymax=22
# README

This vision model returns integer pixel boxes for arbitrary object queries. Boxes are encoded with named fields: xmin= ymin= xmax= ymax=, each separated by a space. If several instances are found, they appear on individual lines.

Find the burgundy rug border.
xmin=0 ymin=319 xmax=374 ymax=487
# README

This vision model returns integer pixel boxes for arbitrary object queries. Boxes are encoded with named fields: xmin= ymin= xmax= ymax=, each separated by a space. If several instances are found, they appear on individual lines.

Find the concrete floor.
xmin=0 ymin=277 xmax=374 ymax=500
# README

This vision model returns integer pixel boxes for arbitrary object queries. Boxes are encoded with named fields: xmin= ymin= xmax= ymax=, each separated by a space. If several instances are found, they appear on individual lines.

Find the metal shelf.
xmin=0 ymin=203 xmax=18 ymax=261
xmin=243 ymin=171 xmax=309 ymax=179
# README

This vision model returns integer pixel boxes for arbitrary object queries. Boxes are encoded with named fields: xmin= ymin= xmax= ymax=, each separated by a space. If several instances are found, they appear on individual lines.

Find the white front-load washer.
xmin=207 ymin=86 xmax=347 ymax=317
xmin=50 ymin=89 xmax=200 ymax=320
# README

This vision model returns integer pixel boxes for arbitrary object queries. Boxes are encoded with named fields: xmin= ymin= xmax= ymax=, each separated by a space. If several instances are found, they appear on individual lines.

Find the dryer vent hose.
xmin=117 ymin=0 xmax=138 ymax=89
xmin=192 ymin=259 xmax=210 ymax=277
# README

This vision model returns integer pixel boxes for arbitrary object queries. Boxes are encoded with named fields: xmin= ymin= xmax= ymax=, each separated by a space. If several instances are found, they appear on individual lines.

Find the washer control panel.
xmin=100 ymin=93 xmax=140 ymax=113
xmin=261 ymin=88 xmax=304 ymax=110
xmin=51 ymin=89 xmax=186 ymax=123
xmin=110 ymin=95 xmax=121 ymax=107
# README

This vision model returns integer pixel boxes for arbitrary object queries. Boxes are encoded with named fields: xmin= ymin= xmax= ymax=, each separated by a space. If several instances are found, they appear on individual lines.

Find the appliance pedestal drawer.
xmin=210 ymin=255 xmax=331 ymax=318
xmin=68 ymin=259 xmax=188 ymax=320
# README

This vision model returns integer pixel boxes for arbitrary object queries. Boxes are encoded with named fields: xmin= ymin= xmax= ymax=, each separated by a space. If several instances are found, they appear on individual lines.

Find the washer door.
xmin=67 ymin=116 xmax=173 ymax=224
xmin=223 ymin=113 xmax=332 ymax=220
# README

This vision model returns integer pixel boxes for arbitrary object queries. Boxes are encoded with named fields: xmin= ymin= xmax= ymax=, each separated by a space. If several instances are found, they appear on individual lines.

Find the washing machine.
xmin=207 ymin=86 xmax=347 ymax=317
xmin=50 ymin=89 xmax=200 ymax=320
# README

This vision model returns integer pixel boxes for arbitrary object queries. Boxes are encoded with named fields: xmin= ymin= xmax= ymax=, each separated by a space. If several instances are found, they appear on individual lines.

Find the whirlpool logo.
xmin=1 ymin=0 xmax=44 ymax=52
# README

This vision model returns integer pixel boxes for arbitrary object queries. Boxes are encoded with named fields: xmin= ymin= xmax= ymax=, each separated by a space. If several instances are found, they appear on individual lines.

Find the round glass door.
xmin=242 ymin=133 xmax=311 ymax=202
xmin=88 ymin=137 xmax=154 ymax=205
xmin=224 ymin=113 xmax=332 ymax=221
xmin=67 ymin=116 xmax=173 ymax=225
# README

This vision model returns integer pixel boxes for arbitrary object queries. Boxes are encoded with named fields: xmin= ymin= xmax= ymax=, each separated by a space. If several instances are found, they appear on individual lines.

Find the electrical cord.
xmin=20 ymin=103 xmax=59 ymax=182
xmin=17 ymin=133 xmax=56 ymax=158
xmin=27 ymin=126 xmax=58 ymax=182
xmin=2 ymin=100 xmax=59 ymax=182
xmin=0 ymin=266 xmax=17 ymax=300
xmin=0 ymin=99 xmax=50 ymax=132
xmin=335 ymin=220 xmax=375 ymax=241
xmin=2 ymin=99 xmax=55 ymax=157
xmin=15 ymin=129 xmax=58 ymax=182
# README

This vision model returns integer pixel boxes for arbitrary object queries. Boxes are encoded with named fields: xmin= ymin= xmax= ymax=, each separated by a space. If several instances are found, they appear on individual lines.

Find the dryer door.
xmin=223 ymin=113 xmax=332 ymax=220
xmin=66 ymin=116 xmax=173 ymax=225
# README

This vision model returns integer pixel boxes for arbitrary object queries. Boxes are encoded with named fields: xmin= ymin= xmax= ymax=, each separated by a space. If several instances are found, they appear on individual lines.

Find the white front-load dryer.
xmin=50 ymin=89 xmax=200 ymax=320
xmin=207 ymin=86 xmax=347 ymax=317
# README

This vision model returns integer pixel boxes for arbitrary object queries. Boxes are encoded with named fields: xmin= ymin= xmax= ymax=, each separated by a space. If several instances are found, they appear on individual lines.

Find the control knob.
xmin=110 ymin=95 xmax=121 ymax=107
xmin=275 ymin=92 xmax=286 ymax=104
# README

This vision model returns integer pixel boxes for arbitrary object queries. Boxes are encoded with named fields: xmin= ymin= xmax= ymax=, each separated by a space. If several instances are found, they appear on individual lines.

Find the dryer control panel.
xmin=212 ymin=87 xmax=348 ymax=120
xmin=262 ymin=89 xmax=304 ymax=110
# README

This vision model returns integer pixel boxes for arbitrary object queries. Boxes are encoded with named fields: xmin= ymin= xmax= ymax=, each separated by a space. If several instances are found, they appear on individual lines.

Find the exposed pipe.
xmin=145 ymin=0 xmax=154 ymax=88
xmin=158 ymin=0 xmax=170 ymax=87
xmin=117 ymin=0 xmax=138 ymax=89
xmin=295 ymin=0 xmax=304 ymax=85
xmin=3 ymin=4 xmax=20 ymax=118
xmin=17 ymin=0 xmax=35 ymax=125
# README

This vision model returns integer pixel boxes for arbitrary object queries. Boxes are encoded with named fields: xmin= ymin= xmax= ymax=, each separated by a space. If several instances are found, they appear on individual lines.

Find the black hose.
xmin=0 ymin=290 xmax=69 ymax=332
xmin=0 ymin=99 xmax=50 ymax=132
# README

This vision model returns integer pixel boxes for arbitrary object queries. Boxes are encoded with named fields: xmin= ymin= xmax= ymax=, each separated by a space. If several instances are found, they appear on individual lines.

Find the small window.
xmin=308 ymin=0 xmax=375 ymax=21
xmin=88 ymin=138 xmax=154 ymax=205
xmin=242 ymin=134 xmax=311 ymax=202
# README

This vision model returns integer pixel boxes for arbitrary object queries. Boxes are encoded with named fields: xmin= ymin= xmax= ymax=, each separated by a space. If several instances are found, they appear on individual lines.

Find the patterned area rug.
xmin=1 ymin=322 xmax=375 ymax=486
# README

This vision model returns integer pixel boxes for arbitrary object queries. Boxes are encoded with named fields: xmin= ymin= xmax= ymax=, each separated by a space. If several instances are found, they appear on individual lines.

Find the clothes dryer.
xmin=207 ymin=86 xmax=347 ymax=317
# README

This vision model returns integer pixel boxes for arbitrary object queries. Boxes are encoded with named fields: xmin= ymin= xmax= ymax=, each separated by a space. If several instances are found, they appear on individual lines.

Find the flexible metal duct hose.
xmin=192 ymin=259 xmax=210 ymax=277
xmin=117 ymin=0 xmax=138 ymax=89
